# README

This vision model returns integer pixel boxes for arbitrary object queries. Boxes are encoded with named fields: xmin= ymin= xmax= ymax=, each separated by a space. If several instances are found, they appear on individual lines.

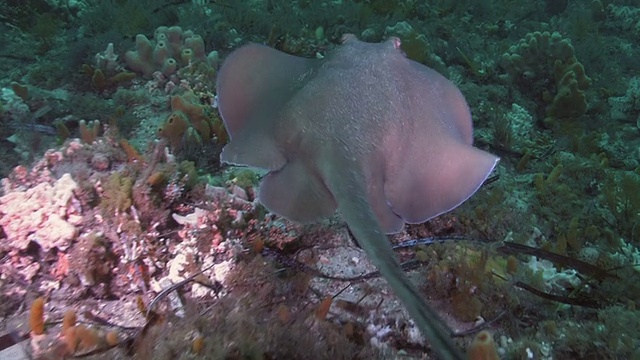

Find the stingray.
xmin=216 ymin=34 xmax=498 ymax=359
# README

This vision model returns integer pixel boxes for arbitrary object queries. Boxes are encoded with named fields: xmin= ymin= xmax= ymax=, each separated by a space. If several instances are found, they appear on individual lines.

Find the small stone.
xmin=90 ymin=153 xmax=110 ymax=171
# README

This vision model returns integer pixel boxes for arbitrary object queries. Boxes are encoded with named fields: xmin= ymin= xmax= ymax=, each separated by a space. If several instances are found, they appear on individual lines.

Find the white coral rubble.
xmin=0 ymin=173 xmax=80 ymax=251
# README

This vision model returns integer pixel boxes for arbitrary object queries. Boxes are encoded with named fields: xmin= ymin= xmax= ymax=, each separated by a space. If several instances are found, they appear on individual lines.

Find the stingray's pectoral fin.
xmin=388 ymin=143 xmax=499 ymax=224
xmin=220 ymin=133 xmax=287 ymax=171
xmin=216 ymin=44 xmax=315 ymax=137
xmin=364 ymin=159 xmax=405 ymax=234
xmin=258 ymin=160 xmax=337 ymax=222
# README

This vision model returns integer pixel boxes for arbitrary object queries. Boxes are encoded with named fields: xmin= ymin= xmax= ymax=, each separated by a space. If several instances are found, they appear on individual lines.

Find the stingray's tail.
xmin=327 ymin=161 xmax=465 ymax=360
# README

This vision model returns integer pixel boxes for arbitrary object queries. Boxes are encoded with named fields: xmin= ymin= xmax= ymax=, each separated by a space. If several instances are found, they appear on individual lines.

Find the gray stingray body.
xmin=216 ymin=34 xmax=498 ymax=359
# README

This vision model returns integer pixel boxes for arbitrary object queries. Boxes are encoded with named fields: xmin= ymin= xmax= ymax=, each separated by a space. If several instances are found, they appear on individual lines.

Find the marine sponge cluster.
xmin=545 ymin=54 xmax=592 ymax=118
xmin=158 ymin=90 xmax=228 ymax=150
xmin=500 ymin=31 xmax=592 ymax=119
xmin=124 ymin=26 xmax=218 ymax=79
xmin=28 ymin=297 xmax=121 ymax=358
xmin=501 ymin=31 xmax=575 ymax=74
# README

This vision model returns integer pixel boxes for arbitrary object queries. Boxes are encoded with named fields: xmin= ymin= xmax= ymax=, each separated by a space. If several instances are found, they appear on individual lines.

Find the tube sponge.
xmin=153 ymin=41 xmax=170 ymax=65
xmin=29 ymin=297 xmax=46 ymax=335
xmin=467 ymin=330 xmax=500 ymax=360
xmin=161 ymin=58 xmax=177 ymax=77
xmin=124 ymin=26 xmax=217 ymax=79
xmin=185 ymin=35 xmax=206 ymax=58
xmin=123 ymin=34 xmax=155 ymax=77
xmin=158 ymin=91 xmax=228 ymax=150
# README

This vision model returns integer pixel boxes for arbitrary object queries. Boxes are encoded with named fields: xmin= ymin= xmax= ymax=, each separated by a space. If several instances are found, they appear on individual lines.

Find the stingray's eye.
xmin=521 ymin=70 xmax=535 ymax=81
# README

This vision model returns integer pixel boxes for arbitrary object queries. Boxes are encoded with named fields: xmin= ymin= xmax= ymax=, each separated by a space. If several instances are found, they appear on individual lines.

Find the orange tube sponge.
xmin=62 ymin=310 xmax=77 ymax=332
xmin=158 ymin=91 xmax=228 ymax=150
xmin=105 ymin=331 xmax=119 ymax=347
xmin=29 ymin=297 xmax=46 ymax=335
xmin=467 ymin=330 xmax=500 ymax=360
